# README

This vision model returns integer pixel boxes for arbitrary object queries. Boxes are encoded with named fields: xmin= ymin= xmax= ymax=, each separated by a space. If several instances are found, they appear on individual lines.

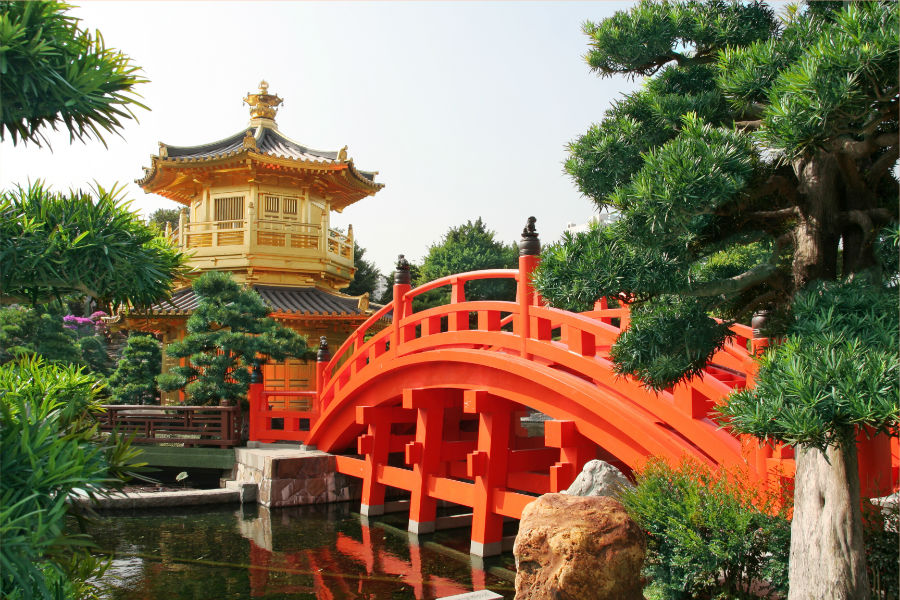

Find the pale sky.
xmin=0 ymin=1 xmax=641 ymax=274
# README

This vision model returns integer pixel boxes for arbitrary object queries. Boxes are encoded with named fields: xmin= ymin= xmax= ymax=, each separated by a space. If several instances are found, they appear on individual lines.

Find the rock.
xmin=513 ymin=494 xmax=645 ymax=600
xmin=564 ymin=459 xmax=633 ymax=498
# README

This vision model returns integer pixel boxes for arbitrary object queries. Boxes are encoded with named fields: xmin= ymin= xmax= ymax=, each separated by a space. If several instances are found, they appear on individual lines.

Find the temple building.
xmin=120 ymin=81 xmax=384 ymax=402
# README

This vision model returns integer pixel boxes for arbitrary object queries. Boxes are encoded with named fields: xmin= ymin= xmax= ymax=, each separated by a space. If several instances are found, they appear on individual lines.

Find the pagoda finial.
xmin=243 ymin=80 xmax=283 ymax=123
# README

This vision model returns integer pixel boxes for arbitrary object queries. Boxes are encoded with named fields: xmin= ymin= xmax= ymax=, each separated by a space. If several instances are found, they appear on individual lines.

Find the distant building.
xmin=116 ymin=82 xmax=385 ymax=402
xmin=564 ymin=210 xmax=620 ymax=235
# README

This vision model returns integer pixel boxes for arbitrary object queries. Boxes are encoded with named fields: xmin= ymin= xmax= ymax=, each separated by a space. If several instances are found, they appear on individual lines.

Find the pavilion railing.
xmin=99 ymin=404 xmax=241 ymax=448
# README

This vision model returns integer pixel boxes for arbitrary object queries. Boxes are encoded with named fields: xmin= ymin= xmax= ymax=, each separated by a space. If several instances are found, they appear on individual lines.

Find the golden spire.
xmin=243 ymin=80 xmax=283 ymax=122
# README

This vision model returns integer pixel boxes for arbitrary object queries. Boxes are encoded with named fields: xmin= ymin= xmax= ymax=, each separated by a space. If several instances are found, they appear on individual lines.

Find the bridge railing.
xmin=99 ymin=404 xmax=241 ymax=448
xmin=248 ymin=390 xmax=318 ymax=443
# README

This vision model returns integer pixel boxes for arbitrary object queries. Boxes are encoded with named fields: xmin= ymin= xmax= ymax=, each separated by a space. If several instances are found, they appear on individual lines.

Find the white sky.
xmin=0 ymin=1 xmax=640 ymax=274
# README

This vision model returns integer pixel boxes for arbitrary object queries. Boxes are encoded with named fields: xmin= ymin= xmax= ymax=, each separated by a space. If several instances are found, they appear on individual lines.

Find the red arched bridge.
xmin=249 ymin=229 xmax=898 ymax=556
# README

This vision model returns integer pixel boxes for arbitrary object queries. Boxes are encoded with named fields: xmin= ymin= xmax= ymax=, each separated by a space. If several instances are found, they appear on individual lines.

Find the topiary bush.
xmin=108 ymin=333 xmax=162 ymax=405
xmin=620 ymin=457 xmax=790 ymax=600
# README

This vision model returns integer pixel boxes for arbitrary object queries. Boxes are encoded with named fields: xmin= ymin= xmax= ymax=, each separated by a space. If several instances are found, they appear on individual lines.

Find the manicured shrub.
xmin=108 ymin=333 xmax=162 ymax=405
xmin=620 ymin=457 xmax=790 ymax=600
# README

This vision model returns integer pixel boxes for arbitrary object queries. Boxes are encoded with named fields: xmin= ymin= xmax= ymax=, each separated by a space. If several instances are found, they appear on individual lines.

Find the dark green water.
xmin=89 ymin=503 xmax=516 ymax=599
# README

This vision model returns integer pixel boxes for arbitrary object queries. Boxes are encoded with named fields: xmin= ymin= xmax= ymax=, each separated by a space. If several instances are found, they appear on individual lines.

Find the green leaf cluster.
xmin=0 ymin=357 xmax=143 ymax=599
xmin=157 ymin=272 xmax=309 ymax=407
xmin=536 ymin=0 xmax=898 ymax=391
xmin=620 ymin=457 xmax=790 ymax=599
xmin=414 ymin=218 xmax=518 ymax=311
xmin=107 ymin=334 xmax=161 ymax=405
xmin=718 ymin=280 xmax=899 ymax=449
xmin=0 ymin=305 xmax=82 ymax=366
xmin=0 ymin=0 xmax=148 ymax=147
xmin=344 ymin=242 xmax=382 ymax=298
xmin=1 ymin=181 xmax=188 ymax=309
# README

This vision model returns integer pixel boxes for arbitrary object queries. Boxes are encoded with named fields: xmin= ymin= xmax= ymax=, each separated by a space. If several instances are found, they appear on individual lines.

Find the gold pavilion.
xmin=122 ymin=81 xmax=384 ymax=402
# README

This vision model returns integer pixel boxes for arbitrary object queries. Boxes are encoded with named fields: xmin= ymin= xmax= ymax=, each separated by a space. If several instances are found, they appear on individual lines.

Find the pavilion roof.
xmin=136 ymin=120 xmax=383 ymax=209
xmin=136 ymin=285 xmax=375 ymax=318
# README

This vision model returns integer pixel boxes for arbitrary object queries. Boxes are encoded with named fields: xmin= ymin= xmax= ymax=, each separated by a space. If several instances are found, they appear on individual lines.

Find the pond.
xmin=88 ymin=502 xmax=517 ymax=599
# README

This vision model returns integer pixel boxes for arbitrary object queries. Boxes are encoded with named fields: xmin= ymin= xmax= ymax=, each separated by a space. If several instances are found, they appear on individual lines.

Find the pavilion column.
xmin=465 ymin=390 xmax=511 ymax=557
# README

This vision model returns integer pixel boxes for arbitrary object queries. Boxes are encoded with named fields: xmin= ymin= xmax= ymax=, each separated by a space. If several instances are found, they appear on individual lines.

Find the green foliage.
xmin=0 ymin=0 xmax=148 ymax=147
xmin=0 ymin=181 xmax=188 ymax=309
xmin=719 ymin=280 xmax=899 ymax=449
xmin=414 ymin=218 xmax=518 ymax=310
xmin=621 ymin=457 xmax=790 ymax=600
xmin=108 ymin=334 xmax=161 ymax=405
xmin=863 ymin=501 xmax=899 ymax=600
xmin=344 ymin=242 xmax=382 ymax=298
xmin=610 ymin=296 xmax=733 ymax=390
xmin=0 ymin=306 xmax=82 ymax=365
xmin=536 ymin=0 xmax=898 ymax=391
xmin=147 ymin=207 xmax=182 ymax=231
xmin=157 ymin=272 xmax=309 ymax=406
xmin=0 ymin=357 xmax=142 ymax=599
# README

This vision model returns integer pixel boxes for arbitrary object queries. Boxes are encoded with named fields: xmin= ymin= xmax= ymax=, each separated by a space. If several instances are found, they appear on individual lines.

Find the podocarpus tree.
xmin=532 ymin=2 xmax=898 ymax=598
xmin=414 ymin=218 xmax=518 ymax=310
xmin=108 ymin=334 xmax=162 ymax=405
xmin=157 ymin=272 xmax=309 ymax=406
xmin=0 ymin=0 xmax=147 ymax=147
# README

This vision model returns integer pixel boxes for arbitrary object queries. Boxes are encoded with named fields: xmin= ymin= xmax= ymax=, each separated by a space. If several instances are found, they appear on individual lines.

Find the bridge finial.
xmin=394 ymin=254 xmax=411 ymax=285
xmin=317 ymin=336 xmax=330 ymax=362
xmin=518 ymin=216 xmax=540 ymax=256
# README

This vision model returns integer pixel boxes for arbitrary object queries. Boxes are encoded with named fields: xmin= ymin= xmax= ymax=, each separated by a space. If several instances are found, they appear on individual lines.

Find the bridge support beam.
xmin=546 ymin=420 xmax=596 ymax=492
xmin=356 ymin=405 xmax=392 ymax=516
xmin=403 ymin=388 xmax=457 ymax=534
xmin=465 ymin=390 xmax=511 ymax=557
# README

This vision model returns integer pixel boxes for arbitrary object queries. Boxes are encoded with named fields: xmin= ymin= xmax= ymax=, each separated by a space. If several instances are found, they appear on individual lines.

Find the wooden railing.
xmin=99 ymin=404 xmax=241 ymax=448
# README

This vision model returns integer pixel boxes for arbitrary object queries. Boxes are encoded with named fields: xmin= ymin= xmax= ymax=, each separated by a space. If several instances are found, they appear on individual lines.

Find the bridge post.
xmin=464 ymin=390 xmax=511 ymax=557
xmin=546 ymin=420 xmax=596 ymax=492
xmin=403 ymin=388 xmax=455 ymax=534
xmin=392 ymin=255 xmax=412 ymax=354
xmin=248 ymin=359 xmax=267 ymax=442
xmin=315 ymin=336 xmax=330 ymax=413
xmin=357 ymin=405 xmax=392 ymax=516
xmin=517 ymin=217 xmax=541 ymax=358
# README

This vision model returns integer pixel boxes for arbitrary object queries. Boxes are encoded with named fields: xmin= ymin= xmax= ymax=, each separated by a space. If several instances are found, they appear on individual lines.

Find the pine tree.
xmin=533 ymin=2 xmax=898 ymax=597
xmin=108 ymin=334 xmax=161 ymax=405
xmin=157 ymin=271 xmax=309 ymax=406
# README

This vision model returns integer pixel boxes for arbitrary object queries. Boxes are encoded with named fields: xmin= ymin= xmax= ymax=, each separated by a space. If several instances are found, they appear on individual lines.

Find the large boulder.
xmin=513 ymin=494 xmax=645 ymax=600
xmin=565 ymin=459 xmax=633 ymax=498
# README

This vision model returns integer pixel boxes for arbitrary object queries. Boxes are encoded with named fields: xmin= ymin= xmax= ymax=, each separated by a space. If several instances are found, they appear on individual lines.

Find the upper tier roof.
xmin=156 ymin=126 xmax=376 ymax=183
xmin=136 ymin=82 xmax=383 ymax=209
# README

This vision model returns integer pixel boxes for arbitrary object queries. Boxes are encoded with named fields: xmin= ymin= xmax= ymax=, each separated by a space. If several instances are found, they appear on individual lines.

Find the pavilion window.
xmin=263 ymin=194 xmax=280 ymax=215
xmin=214 ymin=196 xmax=244 ymax=229
xmin=283 ymin=197 xmax=298 ymax=218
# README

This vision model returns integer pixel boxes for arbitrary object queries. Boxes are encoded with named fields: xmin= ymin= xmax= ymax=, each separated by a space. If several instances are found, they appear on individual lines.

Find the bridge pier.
xmin=357 ymin=405 xmax=393 ymax=516
xmin=404 ymin=388 xmax=457 ymax=534
xmin=465 ymin=390 xmax=511 ymax=557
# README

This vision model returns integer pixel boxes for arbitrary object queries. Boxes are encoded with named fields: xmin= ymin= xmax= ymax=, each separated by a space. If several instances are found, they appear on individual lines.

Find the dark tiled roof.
xmin=144 ymin=285 xmax=370 ymax=317
xmin=160 ymin=126 xmax=377 ymax=182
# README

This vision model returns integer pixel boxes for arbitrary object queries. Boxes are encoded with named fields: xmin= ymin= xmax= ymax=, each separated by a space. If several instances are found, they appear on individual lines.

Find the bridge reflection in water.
xmin=92 ymin=503 xmax=515 ymax=600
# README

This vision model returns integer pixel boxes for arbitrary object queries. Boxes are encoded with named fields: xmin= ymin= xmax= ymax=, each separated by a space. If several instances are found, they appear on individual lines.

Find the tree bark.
xmin=792 ymin=154 xmax=841 ymax=288
xmin=787 ymin=440 xmax=870 ymax=600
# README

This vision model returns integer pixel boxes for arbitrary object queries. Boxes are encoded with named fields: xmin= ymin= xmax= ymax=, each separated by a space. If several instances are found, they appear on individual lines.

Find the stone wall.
xmin=233 ymin=447 xmax=360 ymax=507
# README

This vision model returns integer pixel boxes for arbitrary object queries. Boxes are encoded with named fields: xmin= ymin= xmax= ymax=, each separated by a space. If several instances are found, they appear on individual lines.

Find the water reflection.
xmin=90 ymin=503 xmax=515 ymax=599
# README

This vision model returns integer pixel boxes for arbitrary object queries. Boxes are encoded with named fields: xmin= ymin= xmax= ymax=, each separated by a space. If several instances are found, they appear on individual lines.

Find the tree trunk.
xmin=792 ymin=154 xmax=841 ymax=288
xmin=787 ymin=440 xmax=870 ymax=600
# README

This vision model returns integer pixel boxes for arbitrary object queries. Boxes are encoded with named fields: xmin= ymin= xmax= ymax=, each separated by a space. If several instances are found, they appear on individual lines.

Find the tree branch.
xmin=746 ymin=206 xmax=801 ymax=221
xmin=684 ymin=262 xmax=779 ymax=297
